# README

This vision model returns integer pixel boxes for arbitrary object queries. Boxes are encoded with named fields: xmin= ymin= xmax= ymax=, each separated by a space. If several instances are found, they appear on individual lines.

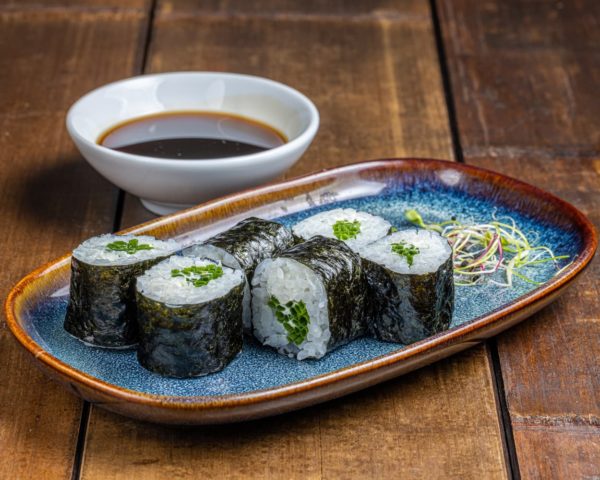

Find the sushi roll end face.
xmin=136 ymin=256 xmax=245 ymax=378
xmin=292 ymin=208 xmax=391 ymax=250
xmin=360 ymin=229 xmax=454 ymax=344
xmin=64 ymin=234 xmax=180 ymax=348
xmin=183 ymin=217 xmax=294 ymax=333
xmin=252 ymin=236 xmax=367 ymax=360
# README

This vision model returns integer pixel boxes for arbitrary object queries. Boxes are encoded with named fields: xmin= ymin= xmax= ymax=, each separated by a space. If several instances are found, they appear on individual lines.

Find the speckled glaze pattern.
xmin=5 ymin=159 xmax=597 ymax=424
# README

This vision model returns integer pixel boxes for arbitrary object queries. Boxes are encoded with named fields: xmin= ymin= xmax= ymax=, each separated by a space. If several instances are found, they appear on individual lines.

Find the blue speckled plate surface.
xmin=7 ymin=159 xmax=595 ymax=424
xmin=25 ymin=173 xmax=577 ymax=396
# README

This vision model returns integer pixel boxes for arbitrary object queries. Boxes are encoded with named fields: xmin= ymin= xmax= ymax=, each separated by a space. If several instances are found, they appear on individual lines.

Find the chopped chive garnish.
xmin=171 ymin=264 xmax=223 ymax=287
xmin=389 ymin=226 xmax=398 ymax=233
xmin=268 ymin=295 xmax=310 ymax=346
xmin=391 ymin=241 xmax=420 ymax=267
xmin=106 ymin=238 xmax=153 ymax=254
xmin=404 ymin=208 xmax=570 ymax=287
xmin=332 ymin=219 xmax=361 ymax=241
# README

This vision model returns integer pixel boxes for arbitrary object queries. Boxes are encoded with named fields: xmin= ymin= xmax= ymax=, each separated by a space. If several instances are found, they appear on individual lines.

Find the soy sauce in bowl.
xmin=98 ymin=111 xmax=287 ymax=159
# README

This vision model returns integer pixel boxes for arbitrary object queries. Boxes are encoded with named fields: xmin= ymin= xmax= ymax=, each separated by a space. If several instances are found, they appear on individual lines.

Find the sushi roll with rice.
xmin=183 ymin=217 xmax=294 ymax=332
xmin=360 ymin=229 xmax=454 ymax=344
xmin=64 ymin=234 xmax=180 ymax=348
xmin=136 ymin=256 xmax=245 ymax=378
xmin=292 ymin=208 xmax=391 ymax=250
xmin=252 ymin=236 xmax=367 ymax=360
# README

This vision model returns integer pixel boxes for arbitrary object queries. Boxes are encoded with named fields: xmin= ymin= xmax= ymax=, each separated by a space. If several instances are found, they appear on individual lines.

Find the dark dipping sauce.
xmin=98 ymin=111 xmax=287 ymax=159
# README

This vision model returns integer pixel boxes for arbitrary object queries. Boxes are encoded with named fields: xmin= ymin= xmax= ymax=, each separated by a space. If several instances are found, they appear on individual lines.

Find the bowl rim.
xmin=4 ymin=158 xmax=598 ymax=414
xmin=65 ymin=71 xmax=320 ymax=166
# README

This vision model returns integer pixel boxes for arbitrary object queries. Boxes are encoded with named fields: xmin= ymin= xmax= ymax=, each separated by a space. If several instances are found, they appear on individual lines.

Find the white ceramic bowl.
xmin=66 ymin=72 xmax=319 ymax=215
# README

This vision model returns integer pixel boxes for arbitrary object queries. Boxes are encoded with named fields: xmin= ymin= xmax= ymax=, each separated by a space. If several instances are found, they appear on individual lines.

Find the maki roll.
xmin=64 ymin=234 xmax=180 ymax=348
xmin=252 ymin=236 xmax=366 ymax=360
xmin=360 ymin=229 xmax=454 ymax=344
xmin=183 ymin=217 xmax=294 ymax=332
xmin=292 ymin=208 xmax=391 ymax=250
xmin=136 ymin=256 xmax=245 ymax=378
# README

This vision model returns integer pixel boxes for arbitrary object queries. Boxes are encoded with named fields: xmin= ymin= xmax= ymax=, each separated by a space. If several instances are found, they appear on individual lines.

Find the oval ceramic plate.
xmin=5 ymin=159 xmax=597 ymax=425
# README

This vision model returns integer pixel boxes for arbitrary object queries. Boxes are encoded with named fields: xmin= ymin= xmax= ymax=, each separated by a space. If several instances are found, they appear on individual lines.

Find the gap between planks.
xmin=429 ymin=0 xmax=464 ymax=164
xmin=429 ymin=0 xmax=519 ymax=478
xmin=70 ymin=2 xmax=509 ymax=479
xmin=69 ymin=1 xmax=157 ymax=479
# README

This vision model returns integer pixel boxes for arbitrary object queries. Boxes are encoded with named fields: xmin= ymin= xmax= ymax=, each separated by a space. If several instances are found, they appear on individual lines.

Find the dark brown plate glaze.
xmin=5 ymin=159 xmax=596 ymax=425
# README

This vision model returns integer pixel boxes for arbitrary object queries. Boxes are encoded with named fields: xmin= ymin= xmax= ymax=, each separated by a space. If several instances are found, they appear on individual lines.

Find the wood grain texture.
xmin=437 ymin=0 xmax=600 ymax=477
xmin=0 ymin=0 xmax=146 ymax=9
xmin=82 ymin=346 xmax=507 ymax=480
xmin=513 ymin=420 xmax=600 ymax=480
xmin=157 ymin=0 xmax=427 ymax=17
xmin=121 ymin=0 xmax=453 ymax=226
xmin=89 ymin=1 xmax=509 ymax=479
xmin=0 ymin=3 xmax=149 ymax=479
xmin=149 ymin=3 xmax=453 ymax=173
xmin=437 ymin=0 xmax=599 ymax=156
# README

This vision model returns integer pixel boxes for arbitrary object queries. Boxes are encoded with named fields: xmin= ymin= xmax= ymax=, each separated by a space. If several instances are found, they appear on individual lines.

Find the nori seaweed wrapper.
xmin=136 ymin=281 xmax=244 ymax=378
xmin=279 ymin=236 xmax=367 ymax=349
xmin=64 ymin=255 xmax=169 ymax=348
xmin=184 ymin=217 xmax=294 ymax=282
xmin=363 ymin=256 xmax=454 ymax=344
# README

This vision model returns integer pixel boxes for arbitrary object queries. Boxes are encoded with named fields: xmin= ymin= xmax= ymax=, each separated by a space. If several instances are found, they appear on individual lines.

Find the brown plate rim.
xmin=5 ymin=158 xmax=597 ymax=411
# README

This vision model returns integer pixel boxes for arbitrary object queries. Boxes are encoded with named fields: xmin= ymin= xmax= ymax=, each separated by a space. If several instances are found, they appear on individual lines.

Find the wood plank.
xmin=0 ymin=0 xmax=145 ymax=9
xmin=83 ymin=346 xmax=507 ymax=480
xmin=0 ymin=3 xmax=149 ymax=479
xmin=437 ymin=0 xmax=600 ymax=477
xmin=86 ymin=2 xmax=509 ymax=479
xmin=436 ymin=0 xmax=599 ymax=155
xmin=512 ymin=420 xmax=600 ymax=480
xmin=150 ymin=6 xmax=453 ymax=171
xmin=157 ymin=0 xmax=427 ymax=17
xmin=121 ymin=0 xmax=454 ymax=227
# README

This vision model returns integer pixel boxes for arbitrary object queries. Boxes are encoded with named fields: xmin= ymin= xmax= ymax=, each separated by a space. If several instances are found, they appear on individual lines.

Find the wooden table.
xmin=1 ymin=1 xmax=598 ymax=478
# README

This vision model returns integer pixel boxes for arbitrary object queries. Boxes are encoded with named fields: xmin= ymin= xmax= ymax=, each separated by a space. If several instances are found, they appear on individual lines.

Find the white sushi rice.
xmin=136 ymin=256 xmax=244 ymax=306
xmin=184 ymin=244 xmax=252 ymax=330
xmin=252 ymin=258 xmax=330 ymax=360
xmin=73 ymin=234 xmax=180 ymax=266
xmin=292 ymin=208 xmax=391 ymax=250
xmin=359 ymin=229 xmax=452 ymax=275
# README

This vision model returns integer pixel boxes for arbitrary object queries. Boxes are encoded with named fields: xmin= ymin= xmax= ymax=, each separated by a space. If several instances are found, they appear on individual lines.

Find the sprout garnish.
xmin=405 ymin=209 xmax=569 ymax=287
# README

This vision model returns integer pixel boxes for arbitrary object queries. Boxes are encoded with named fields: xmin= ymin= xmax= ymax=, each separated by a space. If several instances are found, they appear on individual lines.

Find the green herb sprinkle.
xmin=106 ymin=238 xmax=153 ymax=255
xmin=268 ymin=295 xmax=310 ymax=346
xmin=391 ymin=241 xmax=420 ymax=267
xmin=332 ymin=219 xmax=361 ymax=241
xmin=171 ymin=264 xmax=224 ymax=288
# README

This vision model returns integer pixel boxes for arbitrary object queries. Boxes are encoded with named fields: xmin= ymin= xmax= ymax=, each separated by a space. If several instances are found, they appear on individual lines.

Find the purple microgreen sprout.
xmin=405 ymin=209 xmax=570 ymax=287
